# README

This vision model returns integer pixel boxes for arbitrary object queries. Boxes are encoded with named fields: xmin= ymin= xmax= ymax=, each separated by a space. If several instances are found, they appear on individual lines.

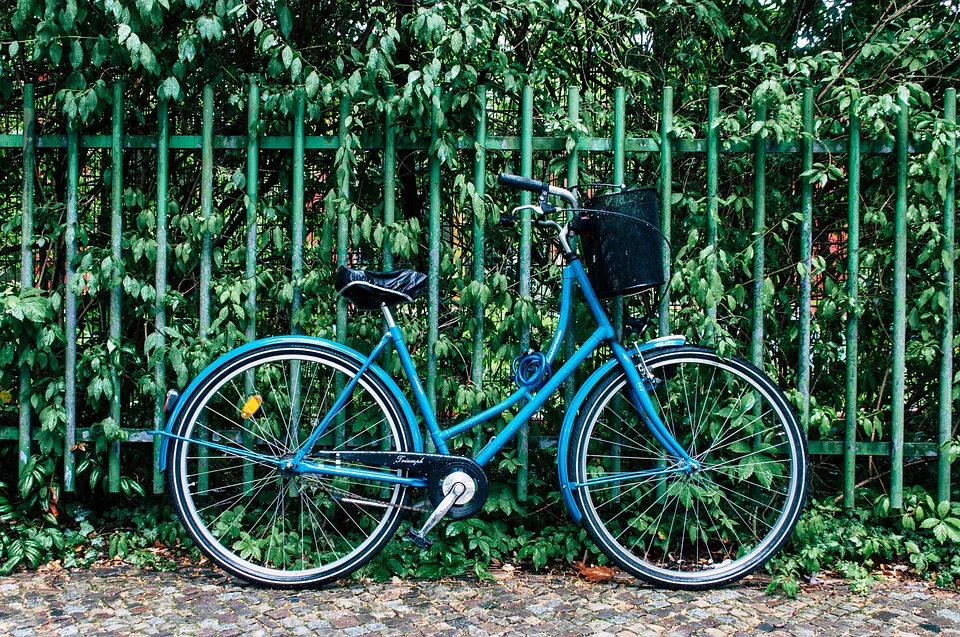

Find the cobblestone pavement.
xmin=0 ymin=565 xmax=958 ymax=636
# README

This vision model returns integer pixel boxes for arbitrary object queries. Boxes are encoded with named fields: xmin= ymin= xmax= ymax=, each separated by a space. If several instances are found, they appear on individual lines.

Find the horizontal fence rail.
xmin=3 ymin=81 xmax=958 ymax=509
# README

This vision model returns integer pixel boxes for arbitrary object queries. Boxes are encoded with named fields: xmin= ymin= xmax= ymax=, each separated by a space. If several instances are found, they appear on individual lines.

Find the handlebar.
xmin=497 ymin=174 xmax=547 ymax=194
xmin=498 ymin=173 xmax=579 ymax=208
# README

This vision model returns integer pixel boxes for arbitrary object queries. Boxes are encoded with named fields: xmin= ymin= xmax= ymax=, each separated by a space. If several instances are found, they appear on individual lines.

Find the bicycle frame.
xmin=289 ymin=255 xmax=697 ymax=488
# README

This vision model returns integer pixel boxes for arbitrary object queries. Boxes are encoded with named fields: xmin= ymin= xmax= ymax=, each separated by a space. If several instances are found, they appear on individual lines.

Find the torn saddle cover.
xmin=334 ymin=266 xmax=428 ymax=311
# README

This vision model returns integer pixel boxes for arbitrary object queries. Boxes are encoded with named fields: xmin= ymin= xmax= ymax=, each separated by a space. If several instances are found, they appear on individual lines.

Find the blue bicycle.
xmin=157 ymin=174 xmax=808 ymax=589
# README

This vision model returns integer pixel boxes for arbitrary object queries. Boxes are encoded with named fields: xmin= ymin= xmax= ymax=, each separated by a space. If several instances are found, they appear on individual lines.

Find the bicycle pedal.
xmin=405 ymin=527 xmax=433 ymax=549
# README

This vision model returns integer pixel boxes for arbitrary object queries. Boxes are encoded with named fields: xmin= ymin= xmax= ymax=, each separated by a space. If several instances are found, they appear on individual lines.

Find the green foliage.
xmin=0 ymin=492 xmax=194 ymax=573
xmin=1 ymin=0 xmax=960 ymax=590
xmin=767 ymin=486 xmax=960 ymax=598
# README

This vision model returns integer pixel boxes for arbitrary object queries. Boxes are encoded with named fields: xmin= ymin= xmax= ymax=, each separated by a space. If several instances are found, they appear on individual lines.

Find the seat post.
xmin=380 ymin=303 xmax=397 ymax=329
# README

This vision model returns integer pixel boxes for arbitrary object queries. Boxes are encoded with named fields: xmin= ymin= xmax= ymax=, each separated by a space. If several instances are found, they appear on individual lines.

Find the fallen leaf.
xmin=573 ymin=561 xmax=615 ymax=583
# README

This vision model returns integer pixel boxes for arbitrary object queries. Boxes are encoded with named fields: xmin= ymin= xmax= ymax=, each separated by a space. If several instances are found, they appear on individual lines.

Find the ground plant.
xmin=1 ymin=0 xmax=960 ymax=594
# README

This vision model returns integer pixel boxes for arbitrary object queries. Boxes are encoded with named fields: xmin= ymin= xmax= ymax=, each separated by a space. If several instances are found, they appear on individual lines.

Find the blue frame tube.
xmin=293 ymin=331 xmax=393 ymax=462
xmin=439 ymin=387 xmax=530 ymax=441
xmin=389 ymin=325 xmax=450 ymax=454
xmin=571 ymin=465 xmax=686 ymax=488
xmin=570 ymin=259 xmax=615 ymax=336
xmin=297 ymin=462 xmax=427 ymax=488
xmin=474 ymin=326 xmax=609 ymax=466
xmin=164 ymin=427 xmax=427 ymax=487
xmin=163 ymin=431 xmax=283 ymax=467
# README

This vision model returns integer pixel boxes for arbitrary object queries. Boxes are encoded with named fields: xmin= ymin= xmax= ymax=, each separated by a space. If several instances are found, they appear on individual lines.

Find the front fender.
xmin=557 ymin=335 xmax=686 ymax=523
xmin=156 ymin=336 xmax=423 ymax=472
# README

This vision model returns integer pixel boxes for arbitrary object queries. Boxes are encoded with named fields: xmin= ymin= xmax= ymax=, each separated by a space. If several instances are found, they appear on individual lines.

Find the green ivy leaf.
xmin=197 ymin=16 xmax=223 ymax=41
xmin=159 ymin=76 xmax=180 ymax=100
xmin=304 ymin=70 xmax=320 ymax=97
xmin=69 ymin=39 xmax=82 ymax=69
xmin=276 ymin=0 xmax=293 ymax=38
xmin=137 ymin=0 xmax=155 ymax=18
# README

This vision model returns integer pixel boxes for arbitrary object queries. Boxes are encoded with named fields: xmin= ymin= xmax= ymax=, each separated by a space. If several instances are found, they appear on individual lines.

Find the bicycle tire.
xmin=167 ymin=340 xmax=415 ymax=588
xmin=569 ymin=345 xmax=807 ymax=589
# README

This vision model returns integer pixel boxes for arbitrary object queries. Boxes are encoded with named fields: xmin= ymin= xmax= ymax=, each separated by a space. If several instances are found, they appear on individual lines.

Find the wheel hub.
xmin=278 ymin=454 xmax=299 ymax=478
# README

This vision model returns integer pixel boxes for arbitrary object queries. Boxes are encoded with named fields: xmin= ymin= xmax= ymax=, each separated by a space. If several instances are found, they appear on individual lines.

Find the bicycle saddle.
xmin=334 ymin=265 xmax=428 ymax=310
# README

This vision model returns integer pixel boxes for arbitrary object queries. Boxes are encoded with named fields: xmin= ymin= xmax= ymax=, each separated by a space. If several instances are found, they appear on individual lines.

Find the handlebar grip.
xmin=498 ymin=173 xmax=548 ymax=194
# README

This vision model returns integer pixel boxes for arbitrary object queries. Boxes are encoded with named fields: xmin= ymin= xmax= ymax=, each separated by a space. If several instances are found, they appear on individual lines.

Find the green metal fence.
xmin=3 ymin=81 xmax=957 ymax=509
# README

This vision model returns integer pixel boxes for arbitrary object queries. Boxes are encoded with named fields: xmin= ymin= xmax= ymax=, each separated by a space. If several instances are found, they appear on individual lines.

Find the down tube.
xmin=473 ymin=328 xmax=609 ymax=467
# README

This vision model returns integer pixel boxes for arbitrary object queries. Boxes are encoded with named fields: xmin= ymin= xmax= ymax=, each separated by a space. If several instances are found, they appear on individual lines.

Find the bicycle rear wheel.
xmin=167 ymin=340 xmax=414 ymax=588
xmin=570 ymin=346 xmax=807 ymax=589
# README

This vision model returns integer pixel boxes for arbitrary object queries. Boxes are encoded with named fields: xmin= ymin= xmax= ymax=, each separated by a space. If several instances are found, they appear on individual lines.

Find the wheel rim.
xmin=174 ymin=350 xmax=406 ymax=581
xmin=577 ymin=354 xmax=803 ymax=581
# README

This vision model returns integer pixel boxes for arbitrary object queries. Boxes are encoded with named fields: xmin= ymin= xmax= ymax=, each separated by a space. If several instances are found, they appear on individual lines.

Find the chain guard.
xmin=311 ymin=451 xmax=489 ymax=519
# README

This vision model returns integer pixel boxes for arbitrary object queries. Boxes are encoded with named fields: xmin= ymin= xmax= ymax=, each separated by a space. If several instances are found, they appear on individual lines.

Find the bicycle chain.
xmin=310 ymin=480 xmax=427 ymax=514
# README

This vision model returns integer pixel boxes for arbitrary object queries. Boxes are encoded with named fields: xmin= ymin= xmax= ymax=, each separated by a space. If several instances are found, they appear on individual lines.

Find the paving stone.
xmin=0 ymin=567 xmax=958 ymax=635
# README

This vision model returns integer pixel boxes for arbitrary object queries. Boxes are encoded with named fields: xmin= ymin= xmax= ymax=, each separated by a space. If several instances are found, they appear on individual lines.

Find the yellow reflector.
xmin=241 ymin=395 xmax=262 ymax=419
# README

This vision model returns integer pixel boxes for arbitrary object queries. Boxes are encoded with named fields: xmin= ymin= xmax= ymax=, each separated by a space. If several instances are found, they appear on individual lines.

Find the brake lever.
xmin=500 ymin=213 xmax=553 ymax=228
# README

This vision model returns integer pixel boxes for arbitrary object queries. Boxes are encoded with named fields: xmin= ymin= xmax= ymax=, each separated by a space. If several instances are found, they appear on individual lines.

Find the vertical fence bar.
xmin=63 ymin=120 xmax=79 ymax=494
xmin=843 ymin=97 xmax=862 ymax=509
xmin=291 ymin=92 xmax=306 ymax=333
xmin=610 ymin=88 xmax=626 ymax=500
xmin=383 ymin=91 xmax=397 ymax=272
xmin=891 ymin=91 xmax=909 ymax=510
xmin=335 ymin=98 xmax=350 ymax=449
xmin=18 ymin=84 xmax=35 ymax=477
xmin=612 ymin=87 xmax=626 ymax=340
xmin=378 ymin=92 xmax=397 ymax=454
xmin=705 ymin=87 xmax=719 ymax=342
xmin=799 ymin=88 xmax=814 ymax=436
xmin=153 ymin=99 xmax=169 ymax=493
xmin=471 ymin=85 xmax=487 ymax=455
xmin=564 ymin=86 xmax=580 ymax=406
xmin=659 ymin=87 xmax=673 ymax=336
xmin=335 ymin=99 xmax=350 ymax=311
xmin=108 ymin=82 xmax=124 ymax=493
xmin=288 ymin=92 xmax=306 ymax=444
xmin=426 ymin=87 xmax=442 ymax=455
xmin=243 ymin=79 xmax=259 ymax=491
xmin=245 ymin=79 xmax=259 ymax=345
xmin=939 ymin=88 xmax=956 ymax=504
xmin=196 ymin=85 xmax=214 ymax=493
xmin=751 ymin=102 xmax=767 ymax=372
xmin=379 ymin=91 xmax=398 ymax=453
xmin=517 ymin=85 xmax=534 ymax=501
xmin=200 ymin=85 xmax=214 ymax=339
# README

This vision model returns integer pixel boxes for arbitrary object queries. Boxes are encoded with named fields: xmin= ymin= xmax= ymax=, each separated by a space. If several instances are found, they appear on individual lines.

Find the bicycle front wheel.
xmin=167 ymin=340 xmax=415 ymax=588
xmin=570 ymin=345 xmax=807 ymax=589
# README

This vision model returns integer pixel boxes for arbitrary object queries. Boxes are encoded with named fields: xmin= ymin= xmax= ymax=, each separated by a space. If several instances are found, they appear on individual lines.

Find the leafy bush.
xmin=768 ymin=486 xmax=960 ymax=597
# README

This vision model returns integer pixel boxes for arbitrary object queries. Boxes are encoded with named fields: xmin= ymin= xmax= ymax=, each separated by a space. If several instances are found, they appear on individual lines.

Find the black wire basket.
xmin=576 ymin=188 xmax=666 ymax=299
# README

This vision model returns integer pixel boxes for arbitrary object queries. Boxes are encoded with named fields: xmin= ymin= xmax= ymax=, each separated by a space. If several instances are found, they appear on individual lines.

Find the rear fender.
xmin=156 ymin=336 xmax=423 ymax=472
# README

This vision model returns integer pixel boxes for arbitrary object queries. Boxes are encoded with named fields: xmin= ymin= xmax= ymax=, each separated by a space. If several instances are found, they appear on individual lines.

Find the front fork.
xmin=611 ymin=342 xmax=700 ymax=473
